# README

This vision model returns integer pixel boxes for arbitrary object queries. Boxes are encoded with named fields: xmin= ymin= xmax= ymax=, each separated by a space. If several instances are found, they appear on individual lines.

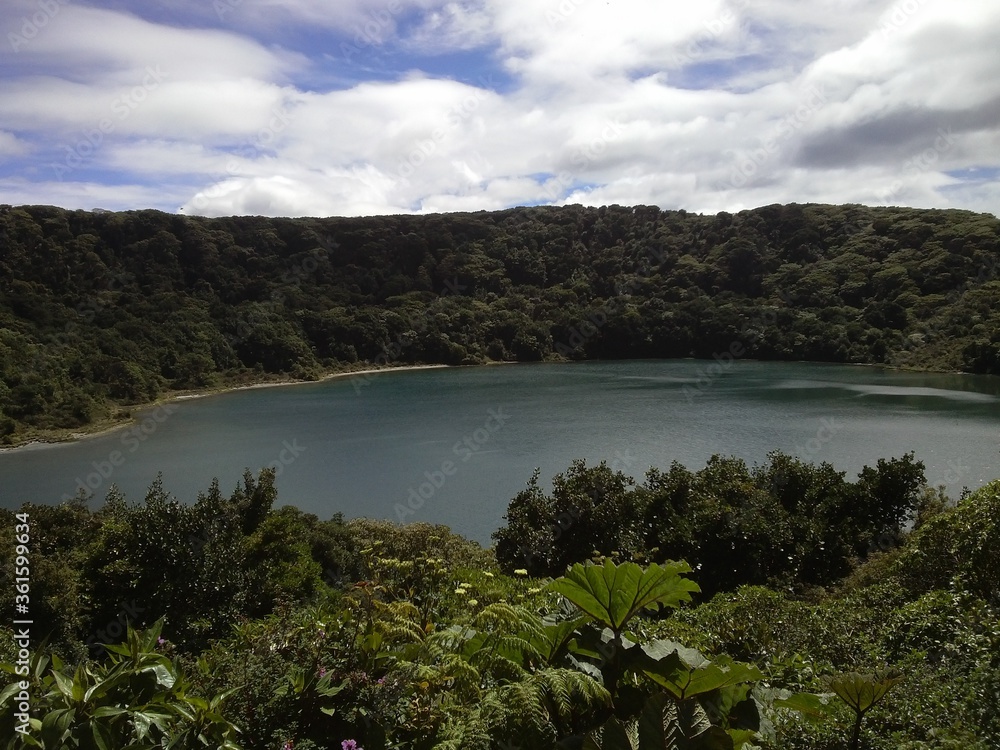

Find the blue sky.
xmin=0 ymin=0 xmax=997 ymax=218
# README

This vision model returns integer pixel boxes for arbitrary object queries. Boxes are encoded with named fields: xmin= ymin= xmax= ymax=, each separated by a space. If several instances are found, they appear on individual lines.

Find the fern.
xmin=487 ymin=668 xmax=612 ymax=747
xmin=431 ymin=701 xmax=495 ymax=750
xmin=372 ymin=599 xmax=425 ymax=645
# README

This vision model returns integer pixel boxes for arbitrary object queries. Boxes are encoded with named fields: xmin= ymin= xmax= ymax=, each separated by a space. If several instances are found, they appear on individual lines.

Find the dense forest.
xmin=2 ymin=454 xmax=998 ymax=749
xmin=2 ymin=202 xmax=999 ymax=445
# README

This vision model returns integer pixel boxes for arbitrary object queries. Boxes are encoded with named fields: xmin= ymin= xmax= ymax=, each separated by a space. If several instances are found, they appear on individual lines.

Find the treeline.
xmin=0 ymin=450 xmax=924 ymax=660
xmin=1 ymin=202 xmax=999 ymax=444
xmin=493 ymin=451 xmax=929 ymax=596
xmin=2 ymin=459 xmax=998 ymax=749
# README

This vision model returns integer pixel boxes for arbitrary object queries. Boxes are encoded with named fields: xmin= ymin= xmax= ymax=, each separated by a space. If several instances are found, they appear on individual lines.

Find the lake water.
xmin=2 ymin=360 xmax=999 ymax=544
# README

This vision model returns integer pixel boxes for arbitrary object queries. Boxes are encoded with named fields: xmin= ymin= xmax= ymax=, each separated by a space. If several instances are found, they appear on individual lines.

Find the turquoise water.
xmin=2 ymin=360 xmax=999 ymax=543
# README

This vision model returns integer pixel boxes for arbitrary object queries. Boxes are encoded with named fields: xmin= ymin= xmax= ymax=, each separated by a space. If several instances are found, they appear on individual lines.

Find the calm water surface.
xmin=2 ymin=360 xmax=999 ymax=544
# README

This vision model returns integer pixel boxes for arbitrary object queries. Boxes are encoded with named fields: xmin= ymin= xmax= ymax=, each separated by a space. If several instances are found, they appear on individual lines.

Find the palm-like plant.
xmin=547 ymin=560 xmax=763 ymax=750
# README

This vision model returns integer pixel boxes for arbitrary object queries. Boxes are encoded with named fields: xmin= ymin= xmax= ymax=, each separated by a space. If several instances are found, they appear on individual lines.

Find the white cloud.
xmin=4 ymin=4 xmax=303 ymax=82
xmin=0 ymin=175 xmax=192 ymax=211
xmin=405 ymin=2 xmax=495 ymax=52
xmin=0 ymin=130 xmax=29 ymax=158
xmin=0 ymin=0 xmax=997 ymax=217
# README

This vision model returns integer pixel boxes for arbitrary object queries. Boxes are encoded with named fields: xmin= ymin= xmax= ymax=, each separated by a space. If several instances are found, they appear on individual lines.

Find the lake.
xmin=2 ymin=360 xmax=999 ymax=544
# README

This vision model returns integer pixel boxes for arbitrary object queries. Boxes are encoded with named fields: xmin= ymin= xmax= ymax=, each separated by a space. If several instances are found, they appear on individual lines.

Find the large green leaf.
xmin=773 ymin=691 xmax=836 ymax=723
xmin=644 ymin=656 xmax=763 ymax=701
xmin=0 ymin=680 xmax=23 ymax=706
xmin=91 ymin=720 xmax=114 ymax=750
xmin=534 ymin=615 xmax=590 ymax=664
xmin=705 ymin=684 xmax=757 ymax=731
xmin=640 ymin=640 xmax=708 ymax=670
xmin=40 ymin=707 xmax=74 ymax=747
xmin=822 ymin=671 xmax=903 ymax=714
xmin=50 ymin=669 xmax=75 ymax=701
xmin=141 ymin=663 xmax=177 ymax=690
xmin=91 ymin=706 xmax=128 ymax=719
xmin=548 ymin=560 xmax=700 ymax=632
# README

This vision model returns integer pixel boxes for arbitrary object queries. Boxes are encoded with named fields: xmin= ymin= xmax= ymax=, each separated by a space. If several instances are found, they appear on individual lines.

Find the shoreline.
xmin=169 ymin=363 xmax=452 ymax=402
xmin=0 ymin=356 xmax=987 ymax=454
xmin=0 ymin=363 xmax=457 ymax=454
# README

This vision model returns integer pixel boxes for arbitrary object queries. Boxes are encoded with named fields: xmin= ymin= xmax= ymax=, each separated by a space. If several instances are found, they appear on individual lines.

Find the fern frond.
xmin=431 ymin=703 xmax=494 ymax=750
xmin=487 ymin=667 xmax=611 ymax=744
xmin=474 ymin=602 xmax=544 ymax=637
xmin=468 ymin=633 xmax=542 ymax=680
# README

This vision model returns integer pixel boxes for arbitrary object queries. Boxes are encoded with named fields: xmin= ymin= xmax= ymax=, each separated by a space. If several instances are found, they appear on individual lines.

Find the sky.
xmin=0 ymin=0 xmax=998 ymax=219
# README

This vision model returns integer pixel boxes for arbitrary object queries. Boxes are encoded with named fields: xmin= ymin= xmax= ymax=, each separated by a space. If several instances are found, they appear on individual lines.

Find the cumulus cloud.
xmin=0 ymin=0 xmax=996 ymax=217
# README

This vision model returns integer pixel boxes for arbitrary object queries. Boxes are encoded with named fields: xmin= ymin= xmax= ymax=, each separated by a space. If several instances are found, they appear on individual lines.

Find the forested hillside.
xmin=1 ymin=202 xmax=999 ymax=444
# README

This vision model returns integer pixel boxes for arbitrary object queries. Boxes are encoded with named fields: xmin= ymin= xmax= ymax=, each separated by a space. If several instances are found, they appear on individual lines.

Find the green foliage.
xmin=0 ymin=619 xmax=241 ymax=749
xmin=0 ymin=497 xmax=97 ymax=659
xmin=583 ymin=691 xmax=755 ymax=750
xmin=549 ymin=560 xmax=700 ymax=634
xmin=85 ymin=471 xmax=282 ymax=649
xmin=7 ymin=464 xmax=1000 ymax=749
xmin=545 ymin=559 xmax=764 ymax=749
xmin=496 ymin=452 xmax=927 ymax=597
xmin=815 ymin=670 xmax=905 ymax=750
xmin=347 ymin=518 xmax=493 ymax=572
xmin=1 ymin=470 xmax=364 ymax=659
xmin=888 ymin=480 xmax=1000 ymax=605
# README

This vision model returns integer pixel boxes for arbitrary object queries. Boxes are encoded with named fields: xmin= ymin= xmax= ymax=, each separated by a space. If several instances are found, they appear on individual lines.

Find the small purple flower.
xmin=377 ymin=677 xmax=385 ymax=685
xmin=282 ymin=742 xmax=293 ymax=750
xmin=319 ymin=667 xmax=327 ymax=678
xmin=341 ymin=741 xmax=359 ymax=750
xmin=157 ymin=637 xmax=165 ymax=646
